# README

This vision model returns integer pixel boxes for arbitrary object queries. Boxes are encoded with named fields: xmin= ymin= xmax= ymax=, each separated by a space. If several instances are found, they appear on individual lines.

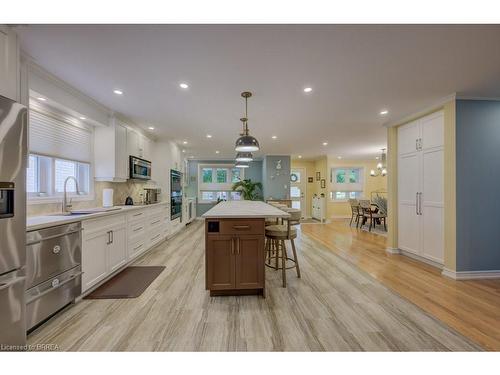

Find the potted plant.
xmin=231 ymin=179 xmax=263 ymax=200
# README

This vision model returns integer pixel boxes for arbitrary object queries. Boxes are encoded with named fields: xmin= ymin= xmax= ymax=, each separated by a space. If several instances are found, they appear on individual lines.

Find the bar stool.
xmin=265 ymin=208 xmax=301 ymax=287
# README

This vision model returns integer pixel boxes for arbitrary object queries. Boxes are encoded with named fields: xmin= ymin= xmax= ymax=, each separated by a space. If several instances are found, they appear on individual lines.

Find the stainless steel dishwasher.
xmin=25 ymin=222 xmax=82 ymax=331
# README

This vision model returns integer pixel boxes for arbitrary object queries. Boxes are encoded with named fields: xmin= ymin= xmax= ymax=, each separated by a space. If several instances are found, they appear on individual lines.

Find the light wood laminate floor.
xmin=28 ymin=220 xmax=481 ymax=351
xmin=301 ymin=219 xmax=500 ymax=351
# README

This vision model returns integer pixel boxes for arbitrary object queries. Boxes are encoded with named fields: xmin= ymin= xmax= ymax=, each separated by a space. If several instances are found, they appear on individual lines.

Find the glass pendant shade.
xmin=235 ymin=135 xmax=260 ymax=152
xmin=235 ymin=152 xmax=253 ymax=162
xmin=235 ymin=161 xmax=250 ymax=168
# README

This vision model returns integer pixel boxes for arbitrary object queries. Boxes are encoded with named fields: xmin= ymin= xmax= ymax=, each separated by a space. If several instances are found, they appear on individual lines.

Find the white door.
xmin=108 ymin=226 xmax=128 ymax=273
xmin=290 ymin=168 xmax=306 ymax=218
xmin=398 ymin=152 xmax=421 ymax=255
xmin=421 ymin=147 xmax=444 ymax=263
xmin=82 ymin=231 xmax=108 ymax=292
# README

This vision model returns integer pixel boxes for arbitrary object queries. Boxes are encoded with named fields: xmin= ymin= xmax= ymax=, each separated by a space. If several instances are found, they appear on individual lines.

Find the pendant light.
xmin=370 ymin=148 xmax=387 ymax=177
xmin=235 ymin=152 xmax=253 ymax=162
xmin=235 ymin=161 xmax=250 ymax=168
xmin=235 ymin=91 xmax=260 ymax=152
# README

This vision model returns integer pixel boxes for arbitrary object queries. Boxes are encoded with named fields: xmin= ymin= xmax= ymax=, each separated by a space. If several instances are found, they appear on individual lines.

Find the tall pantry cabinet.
xmin=397 ymin=111 xmax=444 ymax=265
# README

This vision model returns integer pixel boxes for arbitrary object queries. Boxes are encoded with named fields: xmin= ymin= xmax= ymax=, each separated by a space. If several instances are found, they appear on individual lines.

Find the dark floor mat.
xmin=84 ymin=266 xmax=165 ymax=299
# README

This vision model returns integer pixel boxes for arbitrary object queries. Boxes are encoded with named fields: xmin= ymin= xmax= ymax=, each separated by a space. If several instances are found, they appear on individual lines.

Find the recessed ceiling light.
xmin=182 ymin=149 xmax=186 ymax=153
xmin=113 ymin=89 xmax=123 ymax=95
xmin=79 ymin=116 xmax=86 ymax=120
xmin=271 ymin=135 xmax=277 ymax=139
xmin=322 ymin=142 xmax=328 ymax=146
xmin=298 ymin=155 xmax=302 ymax=159
xmin=148 ymin=126 xmax=155 ymax=130
xmin=303 ymin=87 xmax=313 ymax=93
xmin=337 ymin=156 xmax=342 ymax=159
xmin=37 ymin=97 xmax=47 ymax=101
xmin=206 ymin=134 xmax=212 ymax=138
xmin=183 ymin=141 xmax=188 ymax=145
xmin=179 ymin=83 xmax=189 ymax=89
xmin=375 ymin=156 xmax=379 ymax=160
xmin=380 ymin=110 xmax=389 ymax=115
xmin=215 ymin=150 xmax=220 ymax=154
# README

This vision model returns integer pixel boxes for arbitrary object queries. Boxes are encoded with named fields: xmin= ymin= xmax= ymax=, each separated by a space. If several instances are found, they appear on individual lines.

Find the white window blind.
xmin=29 ymin=109 xmax=92 ymax=163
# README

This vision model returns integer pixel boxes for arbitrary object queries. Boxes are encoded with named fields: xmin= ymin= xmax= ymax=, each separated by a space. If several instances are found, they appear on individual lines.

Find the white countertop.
xmin=202 ymin=201 xmax=290 ymax=219
xmin=27 ymin=202 xmax=169 ymax=231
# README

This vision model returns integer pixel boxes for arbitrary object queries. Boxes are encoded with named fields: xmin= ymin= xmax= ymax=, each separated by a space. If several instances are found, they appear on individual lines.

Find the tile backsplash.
xmin=27 ymin=180 xmax=163 ymax=216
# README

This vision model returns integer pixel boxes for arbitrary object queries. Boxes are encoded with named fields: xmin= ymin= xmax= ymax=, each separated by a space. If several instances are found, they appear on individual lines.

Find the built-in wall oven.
xmin=129 ymin=155 xmax=151 ymax=180
xmin=170 ymin=169 xmax=182 ymax=220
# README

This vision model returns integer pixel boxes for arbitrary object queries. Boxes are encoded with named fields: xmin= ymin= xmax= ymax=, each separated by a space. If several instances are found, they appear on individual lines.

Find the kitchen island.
xmin=202 ymin=201 xmax=289 ymax=297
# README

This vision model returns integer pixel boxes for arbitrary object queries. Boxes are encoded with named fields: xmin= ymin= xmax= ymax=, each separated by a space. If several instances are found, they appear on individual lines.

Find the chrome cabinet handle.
xmin=419 ymin=192 xmax=423 ymax=215
xmin=133 ymin=226 xmax=144 ymax=232
xmin=26 ymin=229 xmax=82 ymax=246
xmin=416 ymin=139 xmax=419 ymax=151
xmin=416 ymin=193 xmax=419 ymax=215
xmin=110 ymin=230 xmax=114 ymax=244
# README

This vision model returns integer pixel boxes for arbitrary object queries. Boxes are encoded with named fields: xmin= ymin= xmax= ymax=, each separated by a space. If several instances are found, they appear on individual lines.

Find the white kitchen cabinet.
xmin=94 ymin=118 xmax=128 ymax=182
xmin=81 ymin=230 xmax=109 ymax=292
xmin=0 ymin=25 xmax=19 ymax=101
xmin=126 ymin=129 xmax=153 ymax=160
xmin=107 ymin=225 xmax=127 ymax=273
xmin=127 ymin=128 xmax=141 ymax=158
xmin=82 ymin=215 xmax=127 ymax=292
xmin=397 ymin=110 xmax=444 ymax=265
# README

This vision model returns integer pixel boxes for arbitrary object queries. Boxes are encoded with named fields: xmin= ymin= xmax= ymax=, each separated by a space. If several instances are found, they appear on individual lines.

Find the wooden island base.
xmin=202 ymin=201 xmax=290 ymax=297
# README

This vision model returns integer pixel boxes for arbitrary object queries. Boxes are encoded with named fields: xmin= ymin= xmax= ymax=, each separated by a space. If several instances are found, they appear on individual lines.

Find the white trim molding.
xmin=398 ymin=249 xmax=444 ymax=269
xmin=385 ymin=247 xmax=401 ymax=255
xmin=384 ymin=93 xmax=456 ymax=128
xmin=442 ymin=268 xmax=500 ymax=280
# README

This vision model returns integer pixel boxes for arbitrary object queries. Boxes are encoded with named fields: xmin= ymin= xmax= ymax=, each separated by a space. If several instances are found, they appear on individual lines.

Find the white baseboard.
xmin=385 ymin=247 xmax=401 ymax=254
xmin=398 ymin=249 xmax=444 ymax=269
xmin=442 ymin=268 xmax=500 ymax=280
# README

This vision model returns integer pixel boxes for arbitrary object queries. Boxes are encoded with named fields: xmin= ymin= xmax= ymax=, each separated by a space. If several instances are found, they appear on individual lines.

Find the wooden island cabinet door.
xmin=206 ymin=235 xmax=235 ymax=290
xmin=235 ymin=235 xmax=264 ymax=289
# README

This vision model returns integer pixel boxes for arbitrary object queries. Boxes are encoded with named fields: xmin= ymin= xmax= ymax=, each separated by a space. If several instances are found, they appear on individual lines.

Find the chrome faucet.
xmin=62 ymin=176 xmax=80 ymax=214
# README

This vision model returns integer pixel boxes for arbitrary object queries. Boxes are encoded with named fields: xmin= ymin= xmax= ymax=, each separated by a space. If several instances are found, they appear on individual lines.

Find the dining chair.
xmin=359 ymin=199 xmax=387 ymax=231
xmin=348 ymin=199 xmax=363 ymax=227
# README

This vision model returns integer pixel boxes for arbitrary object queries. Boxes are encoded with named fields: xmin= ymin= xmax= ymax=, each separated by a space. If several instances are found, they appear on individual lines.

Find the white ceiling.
xmin=16 ymin=24 xmax=500 ymax=160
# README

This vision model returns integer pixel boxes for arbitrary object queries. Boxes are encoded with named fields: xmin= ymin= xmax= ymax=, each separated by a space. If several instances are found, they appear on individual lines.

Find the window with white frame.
xmin=198 ymin=164 xmax=244 ymax=203
xmin=27 ymin=103 xmax=93 ymax=201
xmin=330 ymin=167 xmax=364 ymax=202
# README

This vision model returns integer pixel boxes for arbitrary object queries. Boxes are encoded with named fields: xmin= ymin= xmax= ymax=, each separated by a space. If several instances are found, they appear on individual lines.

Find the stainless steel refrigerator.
xmin=0 ymin=94 xmax=27 ymax=347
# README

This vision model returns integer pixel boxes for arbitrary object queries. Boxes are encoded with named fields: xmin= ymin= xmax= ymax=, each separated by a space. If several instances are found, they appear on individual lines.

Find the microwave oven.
xmin=129 ymin=156 xmax=151 ymax=180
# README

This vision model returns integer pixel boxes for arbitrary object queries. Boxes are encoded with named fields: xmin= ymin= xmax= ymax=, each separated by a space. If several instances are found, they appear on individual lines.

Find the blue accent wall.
xmin=186 ymin=159 xmax=263 ymax=216
xmin=262 ymin=155 xmax=291 ymax=200
xmin=456 ymin=99 xmax=500 ymax=271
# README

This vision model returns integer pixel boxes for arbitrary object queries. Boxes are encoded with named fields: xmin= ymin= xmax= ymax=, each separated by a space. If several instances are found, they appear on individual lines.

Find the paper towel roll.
xmin=102 ymin=188 xmax=114 ymax=208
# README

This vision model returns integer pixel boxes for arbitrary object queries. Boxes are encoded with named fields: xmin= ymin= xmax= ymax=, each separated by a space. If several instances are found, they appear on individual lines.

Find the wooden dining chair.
xmin=359 ymin=199 xmax=387 ymax=231
xmin=348 ymin=199 xmax=363 ymax=227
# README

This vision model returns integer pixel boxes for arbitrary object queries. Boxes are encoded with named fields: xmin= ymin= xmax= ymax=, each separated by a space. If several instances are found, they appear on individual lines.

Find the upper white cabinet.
xmin=397 ymin=111 xmax=444 ymax=265
xmin=127 ymin=128 xmax=152 ymax=160
xmin=94 ymin=117 xmax=129 ymax=182
xmin=0 ymin=25 xmax=19 ymax=101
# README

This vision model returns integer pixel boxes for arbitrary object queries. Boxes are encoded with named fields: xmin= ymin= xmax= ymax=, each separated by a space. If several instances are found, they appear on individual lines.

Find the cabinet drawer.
xmin=128 ymin=220 xmax=147 ymax=239
xmin=127 ymin=209 xmax=148 ymax=222
xmin=217 ymin=219 xmax=265 ymax=235
xmin=83 ymin=214 xmax=126 ymax=234
xmin=148 ymin=213 xmax=163 ymax=227
xmin=129 ymin=237 xmax=148 ymax=259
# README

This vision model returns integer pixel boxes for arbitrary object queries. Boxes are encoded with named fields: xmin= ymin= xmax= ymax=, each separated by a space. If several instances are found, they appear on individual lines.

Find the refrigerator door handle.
xmin=0 ymin=276 xmax=26 ymax=291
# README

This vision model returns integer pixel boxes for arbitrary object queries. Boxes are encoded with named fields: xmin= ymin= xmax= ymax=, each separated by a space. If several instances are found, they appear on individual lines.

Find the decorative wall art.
xmin=321 ymin=179 xmax=326 ymax=189
xmin=316 ymin=172 xmax=321 ymax=181
xmin=308 ymin=177 xmax=313 ymax=183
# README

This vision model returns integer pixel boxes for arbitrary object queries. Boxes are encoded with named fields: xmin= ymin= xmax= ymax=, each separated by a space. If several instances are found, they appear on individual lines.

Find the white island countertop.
xmin=27 ymin=202 xmax=169 ymax=231
xmin=202 ymin=200 xmax=290 ymax=219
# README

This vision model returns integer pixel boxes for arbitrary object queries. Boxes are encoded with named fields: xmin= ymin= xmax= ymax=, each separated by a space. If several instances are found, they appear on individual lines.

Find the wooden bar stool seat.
xmin=264 ymin=209 xmax=301 ymax=287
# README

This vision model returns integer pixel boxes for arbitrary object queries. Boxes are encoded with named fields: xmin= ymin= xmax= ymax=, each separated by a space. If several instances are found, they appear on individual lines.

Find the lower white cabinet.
xmin=82 ymin=215 xmax=127 ymax=292
xmin=312 ymin=195 xmax=326 ymax=223
xmin=81 ymin=203 xmax=171 ymax=293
